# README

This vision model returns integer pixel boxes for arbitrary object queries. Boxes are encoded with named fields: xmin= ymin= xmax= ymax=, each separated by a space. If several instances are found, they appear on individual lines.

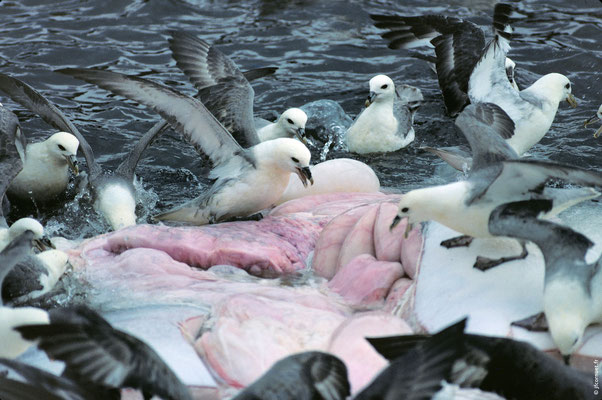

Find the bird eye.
xmin=58 ymin=144 xmax=66 ymax=151
xmin=381 ymin=84 xmax=388 ymax=89
xmin=291 ymin=157 xmax=299 ymax=163
xmin=401 ymin=207 xmax=409 ymax=213
xmin=565 ymin=83 xmax=570 ymax=89
xmin=287 ymin=118 xmax=294 ymax=124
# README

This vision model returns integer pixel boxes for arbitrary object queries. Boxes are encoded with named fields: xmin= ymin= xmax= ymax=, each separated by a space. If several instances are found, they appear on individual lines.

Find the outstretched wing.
xmin=58 ymin=68 xmax=253 ymax=173
xmin=169 ymin=31 xmax=262 ymax=147
xmin=371 ymin=13 xmax=486 ymax=116
xmin=0 ymin=105 xmax=25 ymax=224
xmin=0 ymin=73 xmax=99 ymax=175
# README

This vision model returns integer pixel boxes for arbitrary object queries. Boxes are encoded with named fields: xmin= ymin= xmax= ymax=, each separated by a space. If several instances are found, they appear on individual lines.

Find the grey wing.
xmin=467 ymin=4 xmax=517 ymax=115
xmin=356 ymin=319 xmax=468 ymax=400
xmin=58 ymin=68 xmax=252 ymax=172
xmin=477 ymin=159 xmax=602 ymax=205
xmin=455 ymin=103 xmax=517 ymax=172
xmin=0 ymin=72 xmax=99 ymax=176
xmin=16 ymin=306 xmax=192 ymax=400
xmin=489 ymin=200 xmax=593 ymax=267
xmin=421 ymin=145 xmax=472 ymax=171
xmin=0 ymin=231 xmax=35 ymax=302
xmin=307 ymin=352 xmax=350 ymax=400
xmin=168 ymin=31 xmax=244 ymax=90
xmin=0 ymin=106 xmax=25 ymax=223
xmin=2 ymin=255 xmax=46 ymax=303
xmin=115 ymin=119 xmax=168 ymax=179
xmin=371 ymin=14 xmax=486 ymax=116
xmin=197 ymin=78 xmax=260 ymax=147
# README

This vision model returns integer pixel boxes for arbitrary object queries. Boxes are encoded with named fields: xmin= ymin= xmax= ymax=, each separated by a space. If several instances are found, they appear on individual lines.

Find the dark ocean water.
xmin=0 ymin=0 xmax=601 ymax=238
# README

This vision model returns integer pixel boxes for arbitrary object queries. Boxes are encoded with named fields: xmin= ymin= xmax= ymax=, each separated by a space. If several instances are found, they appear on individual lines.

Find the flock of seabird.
xmin=0 ymin=2 xmax=600 ymax=399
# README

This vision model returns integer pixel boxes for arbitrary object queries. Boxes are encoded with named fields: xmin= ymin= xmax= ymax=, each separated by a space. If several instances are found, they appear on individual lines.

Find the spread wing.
xmin=0 ymin=105 xmax=26 ymax=224
xmin=169 ymin=31 xmax=262 ymax=147
xmin=58 ymin=68 xmax=253 ymax=173
xmin=0 ymin=72 xmax=99 ymax=175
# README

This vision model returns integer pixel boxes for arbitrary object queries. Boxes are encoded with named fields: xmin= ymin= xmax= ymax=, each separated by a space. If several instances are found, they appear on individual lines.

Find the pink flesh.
xmin=336 ymin=205 xmax=380 ymax=272
xmin=373 ymin=200 xmax=404 ymax=262
xmin=383 ymin=277 xmax=415 ymax=314
xmin=400 ymin=224 xmax=424 ymax=279
xmin=328 ymin=254 xmax=403 ymax=309
xmin=328 ymin=312 xmax=413 ymax=394
xmin=64 ymin=192 xmax=426 ymax=394
xmin=312 ymin=205 xmax=373 ymax=279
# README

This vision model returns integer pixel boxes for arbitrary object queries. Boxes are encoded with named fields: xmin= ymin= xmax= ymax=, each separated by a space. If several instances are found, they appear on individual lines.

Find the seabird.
xmin=0 ymin=222 xmax=50 ymax=358
xmin=232 ymin=351 xmax=350 ymax=400
xmin=489 ymin=199 xmax=602 ymax=363
xmin=168 ymin=31 xmax=308 ymax=144
xmin=14 ymin=305 xmax=192 ymax=400
xmin=391 ymin=102 xmax=602 ymax=270
xmin=0 ymin=73 xmax=165 ymax=230
xmin=372 ymin=4 xmax=518 ymax=117
xmin=345 ymin=74 xmax=423 ymax=154
xmin=355 ymin=319 xmax=472 ymax=399
xmin=58 ymin=68 xmax=314 ymax=225
xmin=585 ymin=104 xmax=602 ymax=138
xmin=372 ymin=3 xmax=577 ymax=158
xmin=0 ymin=103 xmax=26 ymax=226
xmin=368 ymin=317 xmax=594 ymax=400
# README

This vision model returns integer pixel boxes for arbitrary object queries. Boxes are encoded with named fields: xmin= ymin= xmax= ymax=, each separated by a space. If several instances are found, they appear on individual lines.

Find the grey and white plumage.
xmin=15 ymin=305 xmax=192 ymax=400
xmin=371 ymin=4 xmax=518 ymax=117
xmin=58 ymin=67 xmax=313 ymax=225
xmin=355 ymin=319 xmax=472 ymax=400
xmin=373 ymin=4 xmax=576 ymax=159
xmin=392 ymin=103 xmax=602 ymax=268
xmin=233 ymin=351 xmax=350 ymax=400
xmin=489 ymin=199 xmax=602 ymax=360
xmin=0 ymin=103 xmax=27 ymax=226
xmin=368 ymin=317 xmax=595 ymax=400
xmin=0 ymin=222 xmax=51 ymax=358
xmin=346 ymin=75 xmax=423 ymax=154
xmin=0 ymin=73 xmax=164 ymax=230
xmin=168 ymin=31 xmax=307 ymax=144
xmin=585 ymin=104 xmax=602 ymax=138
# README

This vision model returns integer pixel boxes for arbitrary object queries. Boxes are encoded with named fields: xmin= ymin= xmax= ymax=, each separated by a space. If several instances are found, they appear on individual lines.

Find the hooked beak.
xmin=65 ymin=154 xmax=79 ymax=175
xmin=33 ymin=236 xmax=55 ymax=252
xmin=584 ymin=114 xmax=602 ymax=138
xmin=295 ymin=166 xmax=314 ymax=188
xmin=562 ymin=354 xmax=570 ymax=366
xmin=566 ymin=93 xmax=577 ymax=108
xmin=390 ymin=215 xmax=413 ymax=238
xmin=365 ymin=91 xmax=377 ymax=108
xmin=294 ymin=128 xmax=308 ymax=145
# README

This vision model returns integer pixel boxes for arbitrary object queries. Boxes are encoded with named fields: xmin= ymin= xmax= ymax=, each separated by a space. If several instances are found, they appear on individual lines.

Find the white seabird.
xmin=489 ymin=199 xmax=602 ymax=362
xmin=372 ymin=4 xmax=519 ymax=117
xmin=0 ymin=223 xmax=50 ymax=359
xmin=392 ymin=102 xmax=602 ymax=270
xmin=345 ymin=75 xmax=423 ymax=154
xmin=0 ymin=73 xmax=165 ymax=231
xmin=372 ymin=4 xmax=576 ymax=158
xmin=59 ymin=68 xmax=314 ymax=225
xmin=585 ymin=104 xmax=602 ymax=138
xmin=168 ymin=31 xmax=308 ymax=144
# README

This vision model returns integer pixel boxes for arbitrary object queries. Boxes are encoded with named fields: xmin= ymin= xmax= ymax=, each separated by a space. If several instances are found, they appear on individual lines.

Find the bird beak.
xmin=595 ymin=126 xmax=602 ymax=139
xmin=566 ymin=93 xmax=577 ymax=108
xmin=365 ymin=91 xmax=377 ymax=108
xmin=295 ymin=128 xmax=308 ymax=145
xmin=390 ymin=215 xmax=413 ymax=238
xmin=65 ymin=154 xmax=79 ymax=175
xmin=562 ymin=354 xmax=570 ymax=366
xmin=296 ymin=166 xmax=314 ymax=188
xmin=33 ymin=236 xmax=55 ymax=252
